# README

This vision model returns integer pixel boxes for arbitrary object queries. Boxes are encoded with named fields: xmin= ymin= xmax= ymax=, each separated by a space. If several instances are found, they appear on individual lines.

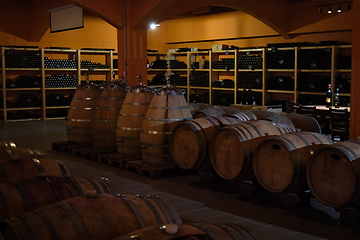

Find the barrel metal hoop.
xmin=334 ymin=144 xmax=359 ymax=161
xmin=190 ymin=223 xmax=221 ymax=240
xmin=97 ymin=97 xmax=124 ymax=100
xmin=67 ymin=119 xmax=92 ymax=122
xmin=119 ymin=195 xmax=147 ymax=229
xmin=141 ymin=129 xmax=172 ymax=135
xmin=144 ymin=117 xmax=192 ymax=122
xmin=69 ymin=107 xmax=93 ymax=110
xmin=225 ymin=223 xmax=257 ymax=240
xmin=123 ymin=102 xmax=149 ymax=106
xmin=307 ymin=132 xmax=333 ymax=144
xmin=153 ymin=197 xmax=182 ymax=224
xmin=95 ymin=177 xmax=112 ymax=194
xmin=243 ymin=122 xmax=264 ymax=137
xmin=218 ymin=223 xmax=244 ymax=240
xmin=117 ymin=126 xmax=142 ymax=131
xmin=20 ymin=212 xmax=43 ymax=240
xmin=231 ymin=125 xmax=251 ymax=141
xmin=95 ymin=107 xmax=121 ymax=110
xmin=92 ymin=119 xmax=118 ymax=123
xmin=148 ymin=196 xmax=175 ymax=224
xmin=85 ymin=177 xmax=102 ymax=194
xmin=148 ymin=105 xmax=188 ymax=110
xmin=4 ymin=217 xmax=30 ymax=240
xmin=33 ymin=208 xmax=61 ymax=240
xmin=140 ymin=197 xmax=164 ymax=225
xmin=9 ymin=181 xmax=33 ymax=212
xmin=32 ymin=158 xmax=46 ymax=175
xmin=119 ymin=113 xmax=145 ymax=117
xmin=55 ymin=202 xmax=89 ymax=240
xmin=0 ymin=188 xmax=11 ymax=220
xmin=55 ymin=159 xmax=77 ymax=176
xmin=67 ymin=176 xmax=85 ymax=196
xmin=98 ymin=177 xmax=118 ymax=194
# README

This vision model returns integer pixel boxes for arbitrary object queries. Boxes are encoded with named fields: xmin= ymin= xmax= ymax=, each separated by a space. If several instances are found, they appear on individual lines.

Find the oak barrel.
xmin=0 ymin=175 xmax=116 ymax=220
xmin=253 ymin=132 xmax=333 ymax=193
xmin=115 ymin=222 xmax=256 ymax=240
xmin=230 ymin=111 xmax=257 ymax=122
xmin=0 ymin=147 xmax=76 ymax=183
xmin=0 ymin=194 xmax=182 ymax=240
xmin=306 ymin=140 xmax=360 ymax=207
xmin=282 ymin=113 xmax=321 ymax=133
xmin=193 ymin=106 xmax=227 ymax=119
xmin=264 ymin=114 xmax=296 ymax=133
xmin=92 ymin=82 xmax=127 ymax=150
xmin=170 ymin=116 xmax=245 ymax=170
xmin=140 ymin=87 xmax=192 ymax=167
xmin=247 ymin=109 xmax=276 ymax=120
xmin=188 ymin=103 xmax=212 ymax=117
xmin=116 ymin=85 xmax=154 ymax=157
xmin=210 ymin=120 xmax=291 ymax=180
xmin=66 ymin=82 xmax=99 ymax=145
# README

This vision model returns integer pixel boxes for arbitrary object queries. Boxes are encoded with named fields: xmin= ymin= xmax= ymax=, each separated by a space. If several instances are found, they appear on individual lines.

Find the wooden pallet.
xmin=98 ymin=152 xmax=140 ymax=168
xmin=125 ymin=160 xmax=180 ymax=179
xmin=72 ymin=146 xmax=115 ymax=161
xmin=51 ymin=141 xmax=77 ymax=153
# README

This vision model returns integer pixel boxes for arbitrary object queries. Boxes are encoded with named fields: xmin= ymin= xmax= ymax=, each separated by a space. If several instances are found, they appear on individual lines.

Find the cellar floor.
xmin=0 ymin=120 xmax=359 ymax=240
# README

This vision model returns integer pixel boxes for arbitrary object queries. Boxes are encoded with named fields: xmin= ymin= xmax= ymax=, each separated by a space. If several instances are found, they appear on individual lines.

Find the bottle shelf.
xmin=147 ymin=69 xmax=167 ymax=71
xmin=6 ymin=107 xmax=42 ymax=111
xmin=335 ymin=69 xmax=351 ymax=73
xmin=46 ymin=106 xmax=70 ymax=109
xmin=45 ymin=88 xmax=77 ymax=90
xmin=5 ymin=68 xmax=41 ymax=71
xmin=212 ymin=69 xmax=236 ymax=72
xmin=47 ymin=117 xmax=66 ymax=120
xmin=238 ymin=69 xmax=263 ymax=72
xmin=267 ymin=69 xmax=295 ymax=72
xmin=45 ymin=68 xmax=77 ymax=71
xmin=238 ymin=88 xmax=263 ymax=92
xmin=189 ymin=86 xmax=210 ymax=90
xmin=298 ymin=69 xmax=331 ymax=72
xmin=298 ymin=91 xmax=326 ymax=95
xmin=212 ymin=87 xmax=235 ymax=91
xmin=6 ymin=88 xmax=41 ymax=91
xmin=267 ymin=90 xmax=295 ymax=94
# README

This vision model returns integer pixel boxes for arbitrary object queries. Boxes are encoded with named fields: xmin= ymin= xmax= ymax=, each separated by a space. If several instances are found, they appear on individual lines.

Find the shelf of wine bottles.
xmin=212 ymin=79 xmax=234 ymax=89
xmin=6 ymin=94 xmax=42 ymax=108
xmin=6 ymin=76 xmax=42 ymax=88
xmin=297 ymin=73 xmax=330 ymax=92
xmin=81 ymin=48 xmax=115 ymax=51
xmin=266 ymin=76 xmax=294 ymax=91
xmin=1 ymin=45 xmax=39 ymax=49
xmin=237 ymin=55 xmax=263 ymax=70
xmin=237 ymin=72 xmax=262 ymax=89
xmin=298 ymin=48 xmax=331 ymax=69
xmin=169 ymin=60 xmax=187 ymax=69
xmin=148 ymin=74 xmax=166 ymax=86
xmin=46 ymin=109 xmax=68 ymax=119
xmin=81 ymin=60 xmax=110 ymax=69
xmin=46 ymin=94 xmax=73 ymax=107
xmin=149 ymin=60 xmax=168 ymax=69
xmin=44 ymin=58 xmax=77 ymax=68
xmin=189 ymin=92 xmax=209 ymax=104
xmin=113 ymin=59 xmax=118 ymax=69
xmin=338 ymin=96 xmax=350 ymax=107
xmin=189 ymin=71 xmax=209 ymax=87
xmin=5 ymin=50 xmax=41 ymax=68
xmin=335 ymin=54 xmax=351 ymax=69
xmin=335 ymin=75 xmax=351 ymax=93
xmin=266 ymin=50 xmax=295 ymax=69
xmin=236 ymin=90 xmax=262 ymax=105
xmin=170 ymin=73 xmax=187 ymax=86
xmin=212 ymin=92 xmax=234 ymax=106
xmin=190 ymin=61 xmax=209 ymax=70
xmin=211 ymin=58 xmax=235 ymax=70
xmin=297 ymin=94 xmax=326 ymax=105
xmin=45 ymin=74 xmax=78 ymax=88
xmin=6 ymin=111 xmax=40 ymax=121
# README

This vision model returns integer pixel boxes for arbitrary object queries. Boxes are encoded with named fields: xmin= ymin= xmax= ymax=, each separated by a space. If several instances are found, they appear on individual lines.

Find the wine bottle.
xmin=242 ymin=85 xmax=247 ymax=105
xmin=326 ymin=84 xmax=332 ymax=108
xmin=334 ymin=87 xmax=340 ymax=108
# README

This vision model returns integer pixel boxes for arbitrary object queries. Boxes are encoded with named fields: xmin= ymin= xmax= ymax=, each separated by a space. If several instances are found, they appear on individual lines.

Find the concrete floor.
xmin=0 ymin=120 xmax=359 ymax=240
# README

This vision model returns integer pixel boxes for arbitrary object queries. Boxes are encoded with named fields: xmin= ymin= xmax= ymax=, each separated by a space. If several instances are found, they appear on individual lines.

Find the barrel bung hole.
xmin=272 ymin=144 xmax=280 ymax=150
xmin=331 ymin=153 xmax=341 ymax=161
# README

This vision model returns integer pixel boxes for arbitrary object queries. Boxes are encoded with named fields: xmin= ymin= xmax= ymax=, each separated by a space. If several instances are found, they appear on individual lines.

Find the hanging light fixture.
xmin=328 ymin=6 xmax=332 ymax=13
xmin=316 ymin=1 xmax=352 ymax=14
xmin=337 ymin=4 xmax=342 ymax=12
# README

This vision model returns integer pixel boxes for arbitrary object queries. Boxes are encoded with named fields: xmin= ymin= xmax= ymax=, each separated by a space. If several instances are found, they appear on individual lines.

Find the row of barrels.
xmin=0 ymin=141 xmax=256 ymax=240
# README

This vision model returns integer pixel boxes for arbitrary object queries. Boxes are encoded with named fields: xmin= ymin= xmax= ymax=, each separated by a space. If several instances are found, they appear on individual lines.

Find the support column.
xmin=350 ymin=0 xmax=360 ymax=140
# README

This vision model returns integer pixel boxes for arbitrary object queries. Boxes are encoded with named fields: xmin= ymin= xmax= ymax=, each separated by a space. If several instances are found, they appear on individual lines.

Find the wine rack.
xmin=1 ymin=47 xmax=117 ymax=123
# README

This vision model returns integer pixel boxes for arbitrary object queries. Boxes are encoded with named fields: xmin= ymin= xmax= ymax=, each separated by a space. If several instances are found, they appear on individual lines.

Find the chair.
xmin=298 ymin=105 xmax=317 ymax=117
xmin=283 ymin=101 xmax=296 ymax=113
xmin=299 ymin=105 xmax=329 ymax=134
xmin=330 ymin=108 xmax=350 ymax=141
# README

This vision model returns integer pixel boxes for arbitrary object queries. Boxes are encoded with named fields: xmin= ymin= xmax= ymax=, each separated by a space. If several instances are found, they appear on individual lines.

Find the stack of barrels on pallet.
xmin=0 ymin=140 xmax=257 ymax=240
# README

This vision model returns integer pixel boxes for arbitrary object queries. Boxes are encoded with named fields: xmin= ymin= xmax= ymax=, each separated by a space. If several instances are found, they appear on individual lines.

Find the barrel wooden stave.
xmin=282 ymin=113 xmax=321 ymax=133
xmin=116 ymin=91 xmax=153 ymax=157
xmin=0 ymin=194 xmax=182 ymax=240
xmin=92 ymin=86 xmax=126 ymax=150
xmin=306 ymin=140 xmax=360 ymax=207
xmin=247 ymin=109 xmax=276 ymax=120
xmin=253 ymin=132 xmax=333 ymax=193
xmin=140 ymin=94 xmax=192 ymax=167
xmin=193 ymin=106 xmax=227 ymax=119
xmin=210 ymin=120 xmax=289 ymax=180
xmin=188 ymin=103 xmax=212 ymax=117
xmin=115 ymin=222 xmax=256 ymax=240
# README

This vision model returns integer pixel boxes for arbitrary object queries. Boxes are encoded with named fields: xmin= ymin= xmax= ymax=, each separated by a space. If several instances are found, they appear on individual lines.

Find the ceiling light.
xmin=328 ymin=6 xmax=332 ymax=13
xmin=150 ymin=23 xmax=160 ymax=29
xmin=337 ymin=4 xmax=342 ymax=12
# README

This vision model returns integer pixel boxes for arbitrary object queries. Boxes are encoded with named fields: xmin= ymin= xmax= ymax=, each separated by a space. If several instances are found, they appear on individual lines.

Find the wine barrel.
xmin=0 ymin=175 xmax=116 ymax=220
xmin=230 ymin=111 xmax=257 ymax=122
xmin=92 ymin=82 xmax=127 ymax=150
xmin=170 ymin=116 xmax=244 ymax=170
xmin=264 ymin=114 xmax=296 ymax=133
xmin=0 ymin=147 xmax=76 ymax=183
xmin=0 ymin=193 xmax=182 ymax=240
xmin=188 ymin=103 xmax=212 ymax=117
xmin=210 ymin=120 xmax=291 ymax=180
xmin=306 ymin=140 xmax=360 ymax=207
xmin=140 ymin=87 xmax=192 ymax=167
xmin=116 ymin=85 xmax=154 ymax=157
xmin=282 ymin=113 xmax=321 ymax=133
xmin=66 ymin=82 xmax=99 ymax=145
xmin=115 ymin=222 xmax=256 ymax=240
xmin=247 ymin=109 xmax=276 ymax=120
xmin=193 ymin=106 xmax=227 ymax=119
xmin=253 ymin=132 xmax=333 ymax=193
